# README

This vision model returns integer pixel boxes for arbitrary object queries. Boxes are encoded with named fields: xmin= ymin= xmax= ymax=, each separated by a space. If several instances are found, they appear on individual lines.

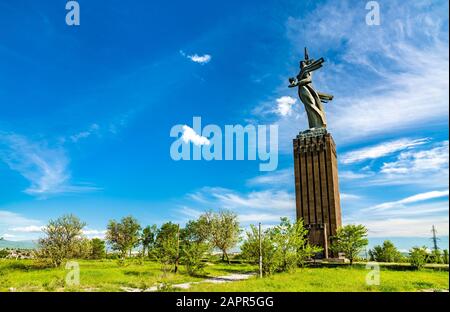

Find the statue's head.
xmin=300 ymin=60 xmax=307 ymax=69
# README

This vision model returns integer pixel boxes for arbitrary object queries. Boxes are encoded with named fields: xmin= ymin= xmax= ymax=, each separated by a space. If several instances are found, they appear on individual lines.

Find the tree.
xmin=442 ymin=249 xmax=449 ymax=264
xmin=180 ymin=240 xmax=210 ymax=276
xmin=241 ymin=224 xmax=279 ymax=275
xmin=153 ymin=222 xmax=181 ymax=273
xmin=36 ymin=214 xmax=87 ymax=267
xmin=0 ymin=249 xmax=8 ymax=258
xmin=430 ymin=249 xmax=442 ymax=264
xmin=73 ymin=237 xmax=93 ymax=259
xmin=241 ymin=218 xmax=322 ymax=275
xmin=331 ymin=224 xmax=368 ymax=265
xmin=106 ymin=216 xmax=141 ymax=258
xmin=141 ymin=225 xmax=157 ymax=257
xmin=180 ymin=219 xmax=212 ymax=276
xmin=369 ymin=240 xmax=402 ymax=263
xmin=91 ymin=238 xmax=106 ymax=259
xmin=409 ymin=246 xmax=428 ymax=270
xmin=206 ymin=210 xmax=240 ymax=263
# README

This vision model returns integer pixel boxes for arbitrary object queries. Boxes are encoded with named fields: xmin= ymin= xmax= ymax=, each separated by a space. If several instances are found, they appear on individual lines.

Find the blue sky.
xmin=0 ymin=0 xmax=448 ymax=251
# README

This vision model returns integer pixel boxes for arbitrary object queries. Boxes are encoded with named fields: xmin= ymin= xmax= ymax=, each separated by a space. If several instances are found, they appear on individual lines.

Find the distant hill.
xmin=0 ymin=239 xmax=37 ymax=249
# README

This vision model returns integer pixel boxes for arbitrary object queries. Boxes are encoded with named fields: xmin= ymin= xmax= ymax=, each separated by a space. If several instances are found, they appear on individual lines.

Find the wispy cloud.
xmin=346 ymin=189 xmax=449 ymax=237
xmin=70 ymin=123 xmax=99 ymax=143
xmin=83 ymin=228 xmax=107 ymax=239
xmin=368 ymin=140 xmax=449 ymax=187
xmin=10 ymin=225 xmax=44 ymax=233
xmin=246 ymin=168 xmax=293 ymax=187
xmin=353 ymin=215 xmax=449 ymax=237
xmin=180 ymin=50 xmax=211 ymax=64
xmin=178 ymin=186 xmax=295 ymax=225
xmin=0 ymin=133 xmax=99 ymax=197
xmin=339 ymin=170 xmax=374 ymax=180
xmin=340 ymin=193 xmax=361 ymax=201
xmin=365 ymin=190 xmax=449 ymax=212
xmin=381 ymin=141 xmax=448 ymax=174
xmin=268 ymin=0 xmax=449 ymax=150
xmin=0 ymin=210 xmax=43 ymax=241
xmin=341 ymin=138 xmax=429 ymax=164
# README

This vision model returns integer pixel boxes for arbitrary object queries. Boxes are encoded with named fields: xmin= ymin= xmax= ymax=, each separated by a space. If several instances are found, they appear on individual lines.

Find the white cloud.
xmin=180 ymin=50 xmax=211 ymax=64
xmin=208 ymin=188 xmax=294 ymax=211
xmin=1 ymin=233 xmax=17 ymax=239
xmin=82 ymin=229 xmax=107 ymax=239
xmin=275 ymin=96 xmax=297 ymax=117
xmin=356 ymin=141 xmax=450 ymax=187
xmin=246 ymin=168 xmax=293 ymax=187
xmin=367 ymin=190 xmax=449 ymax=212
xmin=176 ymin=187 xmax=295 ymax=227
xmin=0 ymin=133 xmax=99 ymax=196
xmin=340 ymin=193 xmax=361 ymax=200
xmin=344 ymin=189 xmax=449 ymax=237
xmin=10 ymin=225 xmax=44 ymax=233
xmin=354 ymin=216 xmax=449 ymax=237
xmin=381 ymin=141 xmax=449 ymax=174
xmin=181 ymin=125 xmax=210 ymax=146
xmin=339 ymin=170 xmax=374 ymax=180
xmin=0 ymin=210 xmax=43 ymax=241
xmin=341 ymin=138 xmax=429 ymax=164
xmin=237 ymin=213 xmax=284 ymax=223
xmin=178 ymin=206 xmax=203 ymax=219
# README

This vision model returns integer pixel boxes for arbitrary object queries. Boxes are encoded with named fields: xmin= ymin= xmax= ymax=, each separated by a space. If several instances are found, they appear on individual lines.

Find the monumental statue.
xmin=289 ymin=48 xmax=342 ymax=259
xmin=288 ymin=47 xmax=333 ymax=129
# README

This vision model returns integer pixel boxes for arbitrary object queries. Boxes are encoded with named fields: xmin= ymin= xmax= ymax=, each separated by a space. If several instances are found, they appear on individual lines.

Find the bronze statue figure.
xmin=289 ymin=48 xmax=333 ymax=130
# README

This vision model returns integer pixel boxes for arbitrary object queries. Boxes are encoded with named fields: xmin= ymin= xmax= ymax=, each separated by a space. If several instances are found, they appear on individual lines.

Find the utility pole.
xmin=431 ymin=225 xmax=439 ymax=252
xmin=175 ymin=223 xmax=180 ymax=273
xmin=259 ymin=222 xmax=262 ymax=278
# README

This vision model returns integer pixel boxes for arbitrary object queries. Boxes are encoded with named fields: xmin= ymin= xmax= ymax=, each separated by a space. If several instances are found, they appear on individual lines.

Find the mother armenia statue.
xmin=288 ymin=48 xmax=333 ymax=130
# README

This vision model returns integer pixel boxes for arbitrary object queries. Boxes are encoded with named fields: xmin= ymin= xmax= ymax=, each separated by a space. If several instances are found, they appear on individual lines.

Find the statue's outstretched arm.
xmin=297 ymin=75 xmax=312 ymax=86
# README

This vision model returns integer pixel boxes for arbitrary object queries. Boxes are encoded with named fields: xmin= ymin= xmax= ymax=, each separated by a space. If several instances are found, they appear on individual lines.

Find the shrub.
xmin=241 ymin=218 xmax=322 ymax=276
xmin=331 ymin=224 xmax=368 ymax=265
xmin=369 ymin=240 xmax=402 ymax=263
xmin=409 ymin=246 xmax=428 ymax=270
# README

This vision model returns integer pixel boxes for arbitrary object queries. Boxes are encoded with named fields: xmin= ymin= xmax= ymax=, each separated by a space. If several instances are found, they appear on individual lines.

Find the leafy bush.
xmin=90 ymin=238 xmax=106 ymax=259
xmin=0 ymin=249 xmax=8 ymax=258
xmin=443 ymin=249 xmax=449 ymax=265
xmin=369 ymin=240 xmax=402 ymax=263
xmin=181 ymin=242 xmax=210 ymax=276
xmin=241 ymin=218 xmax=322 ymax=276
xmin=409 ymin=246 xmax=428 ymax=270
xmin=331 ymin=224 xmax=368 ymax=265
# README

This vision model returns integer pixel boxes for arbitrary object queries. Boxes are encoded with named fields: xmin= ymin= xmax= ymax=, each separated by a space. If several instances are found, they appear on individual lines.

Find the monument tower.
xmin=289 ymin=48 xmax=342 ymax=258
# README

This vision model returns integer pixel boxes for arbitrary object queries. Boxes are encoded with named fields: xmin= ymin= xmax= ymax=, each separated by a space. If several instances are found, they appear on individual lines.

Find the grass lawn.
xmin=0 ymin=259 xmax=253 ymax=292
xmin=188 ymin=265 xmax=449 ymax=292
xmin=0 ymin=259 xmax=448 ymax=292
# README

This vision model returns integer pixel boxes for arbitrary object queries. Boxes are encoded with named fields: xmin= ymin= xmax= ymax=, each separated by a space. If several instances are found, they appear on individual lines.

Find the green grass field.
xmin=187 ymin=265 xmax=449 ymax=292
xmin=0 ymin=259 xmax=448 ymax=292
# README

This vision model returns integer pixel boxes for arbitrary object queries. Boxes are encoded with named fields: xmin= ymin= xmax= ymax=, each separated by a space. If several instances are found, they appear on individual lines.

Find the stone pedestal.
xmin=293 ymin=128 xmax=342 ymax=258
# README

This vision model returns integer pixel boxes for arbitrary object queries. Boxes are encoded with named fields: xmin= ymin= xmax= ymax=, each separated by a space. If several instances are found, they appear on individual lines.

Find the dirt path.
xmin=120 ymin=272 xmax=256 ymax=292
